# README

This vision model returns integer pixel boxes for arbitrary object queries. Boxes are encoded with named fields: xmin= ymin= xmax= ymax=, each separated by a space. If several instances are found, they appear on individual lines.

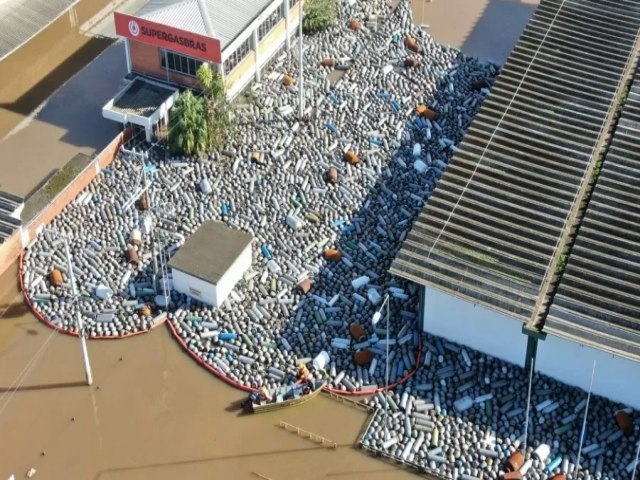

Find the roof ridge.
xmin=195 ymin=0 xmax=217 ymax=38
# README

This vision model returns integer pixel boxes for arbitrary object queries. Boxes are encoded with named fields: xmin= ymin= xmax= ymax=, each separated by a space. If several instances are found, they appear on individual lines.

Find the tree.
xmin=303 ymin=0 xmax=337 ymax=34
xmin=168 ymin=63 xmax=234 ymax=155
xmin=168 ymin=90 xmax=211 ymax=156
xmin=197 ymin=63 xmax=225 ymax=103
xmin=196 ymin=63 xmax=235 ymax=151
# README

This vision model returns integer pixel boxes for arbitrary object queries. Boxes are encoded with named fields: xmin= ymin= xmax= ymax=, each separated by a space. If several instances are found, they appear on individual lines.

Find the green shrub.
xmin=168 ymin=64 xmax=235 ymax=156
xmin=169 ymin=90 xmax=211 ymax=156
xmin=303 ymin=0 xmax=338 ymax=34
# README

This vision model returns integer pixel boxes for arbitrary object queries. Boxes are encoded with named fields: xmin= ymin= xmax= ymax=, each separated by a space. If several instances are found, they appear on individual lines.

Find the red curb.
xmin=19 ymin=250 xmax=164 ymax=340
xmin=166 ymin=318 xmax=257 ymax=393
xmin=166 ymin=316 xmax=423 ymax=396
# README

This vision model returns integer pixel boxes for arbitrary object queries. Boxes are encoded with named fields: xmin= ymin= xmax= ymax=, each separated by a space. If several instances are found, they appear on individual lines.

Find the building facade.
xmin=391 ymin=0 xmax=640 ymax=410
xmin=114 ymin=0 xmax=303 ymax=99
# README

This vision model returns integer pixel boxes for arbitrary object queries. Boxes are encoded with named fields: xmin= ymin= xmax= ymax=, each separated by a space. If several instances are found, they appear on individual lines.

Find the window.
xmin=223 ymin=36 xmax=252 ymax=74
xmin=288 ymin=0 xmax=297 ymax=9
xmin=160 ymin=50 xmax=203 ymax=77
xmin=188 ymin=286 xmax=202 ymax=297
xmin=258 ymin=4 xmax=285 ymax=41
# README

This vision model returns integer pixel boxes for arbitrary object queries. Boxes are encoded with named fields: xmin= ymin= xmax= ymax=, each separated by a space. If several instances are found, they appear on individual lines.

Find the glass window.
xmin=223 ymin=36 xmax=253 ymax=74
xmin=160 ymin=50 xmax=203 ymax=77
xmin=258 ymin=4 xmax=284 ymax=41
xmin=288 ymin=0 xmax=297 ymax=10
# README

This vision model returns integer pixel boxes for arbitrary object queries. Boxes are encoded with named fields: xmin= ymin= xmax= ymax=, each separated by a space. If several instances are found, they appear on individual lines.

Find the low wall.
xmin=0 ymin=230 xmax=23 ymax=278
xmin=0 ymin=129 xmax=131 ymax=278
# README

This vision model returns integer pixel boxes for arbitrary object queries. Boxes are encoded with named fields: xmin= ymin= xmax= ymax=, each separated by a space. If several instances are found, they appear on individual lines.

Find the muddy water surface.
xmin=0 ymin=0 xmax=115 ymax=139
xmin=0 ymin=264 xmax=416 ymax=480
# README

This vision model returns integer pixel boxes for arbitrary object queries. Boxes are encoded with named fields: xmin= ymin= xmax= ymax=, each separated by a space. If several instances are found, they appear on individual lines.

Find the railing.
xmin=323 ymin=390 xmax=375 ymax=412
xmin=278 ymin=421 xmax=337 ymax=449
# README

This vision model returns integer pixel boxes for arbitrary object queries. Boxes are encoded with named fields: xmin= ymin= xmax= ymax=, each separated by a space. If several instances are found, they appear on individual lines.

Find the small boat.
xmin=241 ymin=380 xmax=326 ymax=414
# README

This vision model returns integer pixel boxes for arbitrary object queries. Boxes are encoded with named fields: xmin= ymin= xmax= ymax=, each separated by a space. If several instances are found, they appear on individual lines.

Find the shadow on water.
xmin=272 ymin=56 xmax=497 ymax=386
xmin=0 ymin=302 xmax=30 ymax=320
xmin=0 ymin=380 xmax=85 ymax=393
xmin=0 ymin=36 xmax=114 ymax=120
xmin=459 ymin=0 xmax=536 ymax=64
xmin=92 ymin=444 xmax=354 ymax=480
xmin=410 ymin=0 xmax=536 ymax=65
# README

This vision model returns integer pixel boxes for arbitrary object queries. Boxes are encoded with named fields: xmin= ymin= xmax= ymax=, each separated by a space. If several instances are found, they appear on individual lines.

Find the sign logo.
xmin=114 ymin=12 xmax=221 ymax=63
xmin=128 ymin=19 xmax=140 ymax=37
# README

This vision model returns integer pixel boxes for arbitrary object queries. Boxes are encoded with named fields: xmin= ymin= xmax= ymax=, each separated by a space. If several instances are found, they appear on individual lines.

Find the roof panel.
xmin=135 ymin=0 xmax=274 ymax=50
xmin=391 ymin=0 xmax=640 ymax=322
xmin=547 ymin=67 xmax=640 ymax=359
xmin=0 ymin=0 xmax=79 ymax=61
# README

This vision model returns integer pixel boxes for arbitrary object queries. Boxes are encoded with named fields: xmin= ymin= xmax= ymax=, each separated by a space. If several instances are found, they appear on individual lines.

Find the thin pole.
xmin=64 ymin=238 xmax=93 ymax=386
xmin=523 ymin=358 xmax=534 ymax=453
xmin=298 ymin=0 xmax=304 ymax=120
xmin=631 ymin=438 xmax=640 ymax=480
xmin=575 ymin=361 xmax=596 ymax=480
xmin=384 ymin=294 xmax=390 ymax=441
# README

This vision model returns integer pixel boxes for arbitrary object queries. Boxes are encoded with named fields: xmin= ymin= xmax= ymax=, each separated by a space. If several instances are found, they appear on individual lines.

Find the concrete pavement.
xmin=0 ymin=0 xmax=148 ymax=198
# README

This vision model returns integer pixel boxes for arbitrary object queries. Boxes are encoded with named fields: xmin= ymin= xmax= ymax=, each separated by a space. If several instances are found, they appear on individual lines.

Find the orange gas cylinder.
xmin=344 ymin=151 xmax=360 ymax=165
xmin=353 ymin=350 xmax=374 ymax=366
xmin=505 ymin=451 xmax=524 ymax=472
xmin=323 ymin=248 xmax=342 ymax=261
xmin=50 ymin=269 xmax=63 ymax=287
xmin=282 ymin=74 xmax=295 ymax=86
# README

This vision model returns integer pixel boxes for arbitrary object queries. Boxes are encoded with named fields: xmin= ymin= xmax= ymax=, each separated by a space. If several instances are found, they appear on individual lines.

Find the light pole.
xmin=372 ymin=293 xmax=391 ymax=441
xmin=62 ymin=235 xmax=93 ymax=385
xmin=298 ymin=0 xmax=304 ymax=120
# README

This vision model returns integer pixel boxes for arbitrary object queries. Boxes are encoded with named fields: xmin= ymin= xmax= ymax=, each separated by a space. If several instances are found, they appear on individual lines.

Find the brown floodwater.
xmin=0 ymin=263 xmax=417 ymax=480
xmin=0 ymin=0 xmax=116 ymax=140
xmin=0 ymin=1 xmax=536 ymax=478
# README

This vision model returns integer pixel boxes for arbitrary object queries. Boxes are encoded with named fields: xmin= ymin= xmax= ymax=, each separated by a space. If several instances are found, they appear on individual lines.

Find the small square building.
xmin=169 ymin=221 xmax=253 ymax=307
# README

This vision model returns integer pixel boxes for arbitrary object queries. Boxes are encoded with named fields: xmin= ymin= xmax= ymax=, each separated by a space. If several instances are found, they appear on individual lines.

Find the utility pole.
xmin=64 ymin=237 xmax=93 ymax=386
xmin=298 ymin=0 xmax=304 ymax=120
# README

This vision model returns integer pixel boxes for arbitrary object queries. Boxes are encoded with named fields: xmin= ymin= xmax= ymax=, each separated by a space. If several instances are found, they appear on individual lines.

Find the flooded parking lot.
xmin=0 ymin=263 xmax=417 ymax=480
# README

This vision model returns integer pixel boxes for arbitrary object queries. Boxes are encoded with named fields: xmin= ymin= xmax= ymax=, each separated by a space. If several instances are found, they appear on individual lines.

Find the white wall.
xmin=537 ymin=332 xmax=640 ymax=409
xmin=171 ymin=245 xmax=251 ymax=308
xmin=216 ymin=244 xmax=252 ymax=305
xmin=423 ymin=286 xmax=527 ymax=366
xmin=172 ymin=269 xmax=217 ymax=307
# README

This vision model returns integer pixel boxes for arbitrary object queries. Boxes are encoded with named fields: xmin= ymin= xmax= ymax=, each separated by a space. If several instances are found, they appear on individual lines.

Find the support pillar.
xmin=253 ymin=29 xmax=261 ymax=82
xmin=284 ymin=0 xmax=291 ymax=50
xmin=125 ymin=38 xmax=132 ymax=75
xmin=522 ymin=324 xmax=547 ymax=372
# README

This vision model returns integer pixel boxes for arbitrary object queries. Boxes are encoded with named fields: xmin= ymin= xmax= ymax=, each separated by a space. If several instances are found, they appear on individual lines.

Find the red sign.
xmin=114 ymin=11 xmax=221 ymax=63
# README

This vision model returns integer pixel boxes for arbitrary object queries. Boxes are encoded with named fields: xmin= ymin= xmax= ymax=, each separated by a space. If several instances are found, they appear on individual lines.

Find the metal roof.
xmin=390 ymin=0 xmax=640 ymax=323
xmin=112 ymin=78 xmax=177 ymax=117
xmin=546 ymin=76 xmax=640 ymax=360
xmin=0 ymin=0 xmax=80 ymax=61
xmin=0 ymin=190 xmax=23 ymax=244
xmin=168 ymin=220 xmax=253 ymax=285
xmin=135 ymin=0 xmax=274 ymax=50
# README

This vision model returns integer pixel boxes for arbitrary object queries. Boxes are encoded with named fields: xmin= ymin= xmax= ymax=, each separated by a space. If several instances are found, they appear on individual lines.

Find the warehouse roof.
xmin=135 ymin=0 xmax=274 ymax=50
xmin=0 ymin=0 xmax=80 ymax=61
xmin=0 ymin=190 xmax=23 ymax=244
xmin=546 ymin=75 xmax=640 ymax=360
xmin=391 ymin=0 xmax=640 ymax=323
xmin=169 ymin=221 xmax=253 ymax=284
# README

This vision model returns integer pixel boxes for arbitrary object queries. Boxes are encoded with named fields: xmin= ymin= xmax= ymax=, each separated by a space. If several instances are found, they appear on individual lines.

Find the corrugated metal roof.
xmin=0 ymin=0 xmax=79 ymax=61
xmin=0 ymin=190 xmax=23 ymax=244
xmin=390 ymin=0 xmax=640 ymax=323
xmin=135 ymin=0 xmax=274 ymax=50
xmin=546 ymin=75 xmax=640 ymax=360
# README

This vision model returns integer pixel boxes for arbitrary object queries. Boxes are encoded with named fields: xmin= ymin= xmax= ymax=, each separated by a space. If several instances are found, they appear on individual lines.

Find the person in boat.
xmin=297 ymin=364 xmax=309 ymax=383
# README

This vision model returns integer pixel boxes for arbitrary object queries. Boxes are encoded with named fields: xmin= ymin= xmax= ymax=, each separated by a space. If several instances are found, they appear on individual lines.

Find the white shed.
xmin=168 ymin=221 xmax=253 ymax=307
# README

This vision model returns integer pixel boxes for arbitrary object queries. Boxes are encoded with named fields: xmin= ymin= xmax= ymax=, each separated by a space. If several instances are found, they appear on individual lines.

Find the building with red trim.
xmin=103 ymin=0 xmax=303 ymax=140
